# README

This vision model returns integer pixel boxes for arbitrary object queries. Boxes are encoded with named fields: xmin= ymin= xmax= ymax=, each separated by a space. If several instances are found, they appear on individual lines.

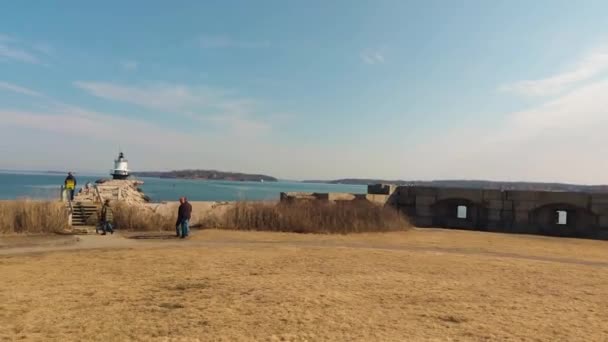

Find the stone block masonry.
xmin=281 ymin=184 xmax=608 ymax=239
xmin=392 ymin=186 xmax=608 ymax=239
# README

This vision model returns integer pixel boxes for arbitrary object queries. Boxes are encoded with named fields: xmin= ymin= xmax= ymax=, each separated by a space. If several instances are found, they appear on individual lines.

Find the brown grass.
xmin=220 ymin=201 xmax=411 ymax=233
xmin=0 ymin=200 xmax=68 ymax=234
xmin=113 ymin=201 xmax=410 ymax=234
xmin=112 ymin=203 xmax=175 ymax=231
xmin=1 ymin=229 xmax=607 ymax=341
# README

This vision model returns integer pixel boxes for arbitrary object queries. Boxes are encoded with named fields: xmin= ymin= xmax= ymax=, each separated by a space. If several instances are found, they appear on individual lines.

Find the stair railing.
xmin=67 ymin=199 xmax=74 ymax=227
xmin=94 ymin=185 xmax=104 ymax=203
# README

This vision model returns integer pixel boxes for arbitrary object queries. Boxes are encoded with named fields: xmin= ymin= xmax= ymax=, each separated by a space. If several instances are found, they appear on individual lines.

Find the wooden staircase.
xmin=69 ymin=201 xmax=99 ymax=227
xmin=64 ymin=184 xmax=124 ymax=233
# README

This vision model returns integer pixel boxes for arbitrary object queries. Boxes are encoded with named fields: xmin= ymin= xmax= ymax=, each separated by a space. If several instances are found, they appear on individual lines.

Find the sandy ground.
xmin=1 ymin=228 xmax=607 ymax=341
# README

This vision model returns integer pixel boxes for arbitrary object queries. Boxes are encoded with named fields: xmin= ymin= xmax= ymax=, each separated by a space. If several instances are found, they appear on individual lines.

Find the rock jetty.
xmin=74 ymin=179 xmax=149 ymax=204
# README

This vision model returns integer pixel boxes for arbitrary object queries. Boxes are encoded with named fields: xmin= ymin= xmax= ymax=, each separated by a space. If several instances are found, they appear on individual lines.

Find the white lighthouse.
xmin=111 ymin=152 xmax=130 ymax=180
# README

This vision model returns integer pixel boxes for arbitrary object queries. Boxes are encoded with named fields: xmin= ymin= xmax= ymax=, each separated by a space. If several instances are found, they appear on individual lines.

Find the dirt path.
xmin=2 ymin=229 xmax=607 ymax=268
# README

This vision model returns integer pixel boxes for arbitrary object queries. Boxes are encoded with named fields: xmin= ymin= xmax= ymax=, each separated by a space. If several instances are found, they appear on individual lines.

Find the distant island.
xmin=133 ymin=170 xmax=278 ymax=182
xmin=0 ymin=169 xmax=66 ymax=175
xmin=303 ymin=179 xmax=608 ymax=193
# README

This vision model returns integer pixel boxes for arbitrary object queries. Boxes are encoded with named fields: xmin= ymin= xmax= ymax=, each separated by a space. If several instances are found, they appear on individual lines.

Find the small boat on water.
xmin=110 ymin=152 xmax=130 ymax=180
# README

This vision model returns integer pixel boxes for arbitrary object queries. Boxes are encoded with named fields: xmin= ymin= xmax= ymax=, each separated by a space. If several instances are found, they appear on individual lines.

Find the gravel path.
xmin=2 ymin=229 xmax=607 ymax=268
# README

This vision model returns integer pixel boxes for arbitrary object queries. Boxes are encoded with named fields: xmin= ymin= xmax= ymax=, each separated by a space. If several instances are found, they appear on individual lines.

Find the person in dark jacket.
xmin=176 ymin=197 xmax=192 ymax=238
xmin=98 ymin=199 xmax=114 ymax=235
xmin=64 ymin=172 xmax=77 ymax=201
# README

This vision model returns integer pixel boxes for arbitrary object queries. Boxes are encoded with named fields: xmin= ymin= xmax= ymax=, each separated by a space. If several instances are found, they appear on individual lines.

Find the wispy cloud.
xmin=0 ymin=33 xmax=49 ymax=65
xmin=0 ymin=87 xmax=205 ymax=151
xmin=500 ymin=51 xmax=608 ymax=97
xmin=32 ymin=42 xmax=54 ymax=56
xmin=0 ymin=43 xmax=40 ymax=64
xmin=411 ymin=73 xmax=608 ymax=183
xmin=0 ymin=102 xmax=336 ymax=178
xmin=361 ymin=50 xmax=385 ymax=65
xmin=205 ymin=115 xmax=271 ymax=137
xmin=196 ymin=34 xmax=270 ymax=49
xmin=73 ymin=81 xmax=224 ymax=111
xmin=120 ymin=60 xmax=138 ymax=71
xmin=0 ymin=81 xmax=45 ymax=97
xmin=73 ymin=81 xmax=271 ymax=136
xmin=0 ymin=107 xmax=199 ymax=152
xmin=0 ymin=90 xmax=284 ymax=174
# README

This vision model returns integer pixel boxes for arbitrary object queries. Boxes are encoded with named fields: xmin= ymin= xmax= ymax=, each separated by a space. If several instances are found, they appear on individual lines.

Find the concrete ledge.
xmin=280 ymin=192 xmax=316 ymax=202
xmin=327 ymin=193 xmax=358 ymax=201
xmin=365 ymin=194 xmax=390 ymax=205
xmin=281 ymin=192 xmax=372 ymax=204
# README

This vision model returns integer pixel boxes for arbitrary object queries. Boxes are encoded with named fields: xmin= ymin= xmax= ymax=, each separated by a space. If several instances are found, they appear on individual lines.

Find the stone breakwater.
xmin=73 ymin=179 xmax=234 ymax=227
xmin=74 ymin=179 xmax=149 ymax=204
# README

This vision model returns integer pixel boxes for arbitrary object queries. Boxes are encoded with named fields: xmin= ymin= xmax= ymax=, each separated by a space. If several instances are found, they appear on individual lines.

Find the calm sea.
xmin=0 ymin=172 xmax=366 ymax=202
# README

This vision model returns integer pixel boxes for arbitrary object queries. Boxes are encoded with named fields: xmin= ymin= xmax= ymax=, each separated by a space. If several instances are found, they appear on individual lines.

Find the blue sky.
xmin=2 ymin=1 xmax=608 ymax=183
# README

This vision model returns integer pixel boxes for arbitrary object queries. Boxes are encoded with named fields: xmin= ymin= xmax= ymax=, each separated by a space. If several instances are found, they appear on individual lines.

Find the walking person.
xmin=175 ymin=197 xmax=192 ymax=239
xmin=64 ymin=172 xmax=77 ymax=201
xmin=98 ymin=199 xmax=114 ymax=235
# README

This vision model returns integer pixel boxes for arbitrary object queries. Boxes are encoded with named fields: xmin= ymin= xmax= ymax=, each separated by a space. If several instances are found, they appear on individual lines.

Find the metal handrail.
xmin=67 ymin=198 xmax=74 ymax=227
xmin=67 ymin=198 xmax=73 ymax=213
xmin=96 ymin=185 xmax=121 ymax=201
xmin=94 ymin=185 xmax=104 ymax=203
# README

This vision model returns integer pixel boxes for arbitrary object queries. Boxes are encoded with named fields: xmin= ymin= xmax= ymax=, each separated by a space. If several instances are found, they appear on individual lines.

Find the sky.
xmin=2 ymin=1 xmax=608 ymax=183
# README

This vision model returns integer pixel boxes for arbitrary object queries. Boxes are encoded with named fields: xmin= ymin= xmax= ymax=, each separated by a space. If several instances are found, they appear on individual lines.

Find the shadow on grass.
xmin=127 ymin=234 xmax=178 ymax=240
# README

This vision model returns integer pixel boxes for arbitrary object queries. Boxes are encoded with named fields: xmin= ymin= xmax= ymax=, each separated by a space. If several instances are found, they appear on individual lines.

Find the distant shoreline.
xmin=303 ymin=179 xmax=608 ymax=192
xmin=133 ymin=170 xmax=278 ymax=182
xmin=4 ymin=169 xmax=606 ymax=192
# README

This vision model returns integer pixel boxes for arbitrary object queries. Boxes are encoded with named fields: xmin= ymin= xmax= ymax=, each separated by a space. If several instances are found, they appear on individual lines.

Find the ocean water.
xmin=0 ymin=172 xmax=366 ymax=202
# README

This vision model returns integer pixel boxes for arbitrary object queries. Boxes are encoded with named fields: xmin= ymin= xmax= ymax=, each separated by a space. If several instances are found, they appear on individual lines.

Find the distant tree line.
xmin=132 ymin=170 xmax=278 ymax=182
xmin=304 ymin=179 xmax=608 ymax=193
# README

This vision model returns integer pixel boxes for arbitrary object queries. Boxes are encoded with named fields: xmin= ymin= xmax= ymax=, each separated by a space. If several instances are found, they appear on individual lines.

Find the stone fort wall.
xmin=281 ymin=185 xmax=608 ymax=239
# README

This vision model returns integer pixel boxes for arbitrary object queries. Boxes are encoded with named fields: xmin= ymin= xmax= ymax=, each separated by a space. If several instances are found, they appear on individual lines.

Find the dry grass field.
xmin=1 ymin=228 xmax=607 ymax=341
xmin=0 ymin=200 xmax=68 ymax=234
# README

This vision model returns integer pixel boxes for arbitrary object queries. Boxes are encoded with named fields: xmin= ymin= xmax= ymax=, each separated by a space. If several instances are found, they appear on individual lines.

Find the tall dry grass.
xmin=111 ymin=201 xmax=409 ymax=234
xmin=220 ymin=201 xmax=410 ymax=234
xmin=0 ymin=200 xmax=68 ymax=234
xmin=112 ymin=203 xmax=175 ymax=231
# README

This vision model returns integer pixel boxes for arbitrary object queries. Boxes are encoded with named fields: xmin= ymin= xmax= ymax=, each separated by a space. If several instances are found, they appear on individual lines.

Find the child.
xmin=98 ymin=199 xmax=115 ymax=235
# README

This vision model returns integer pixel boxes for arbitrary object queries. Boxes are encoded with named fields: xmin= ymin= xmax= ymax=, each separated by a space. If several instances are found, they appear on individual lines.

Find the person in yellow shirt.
xmin=64 ymin=172 xmax=77 ymax=201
